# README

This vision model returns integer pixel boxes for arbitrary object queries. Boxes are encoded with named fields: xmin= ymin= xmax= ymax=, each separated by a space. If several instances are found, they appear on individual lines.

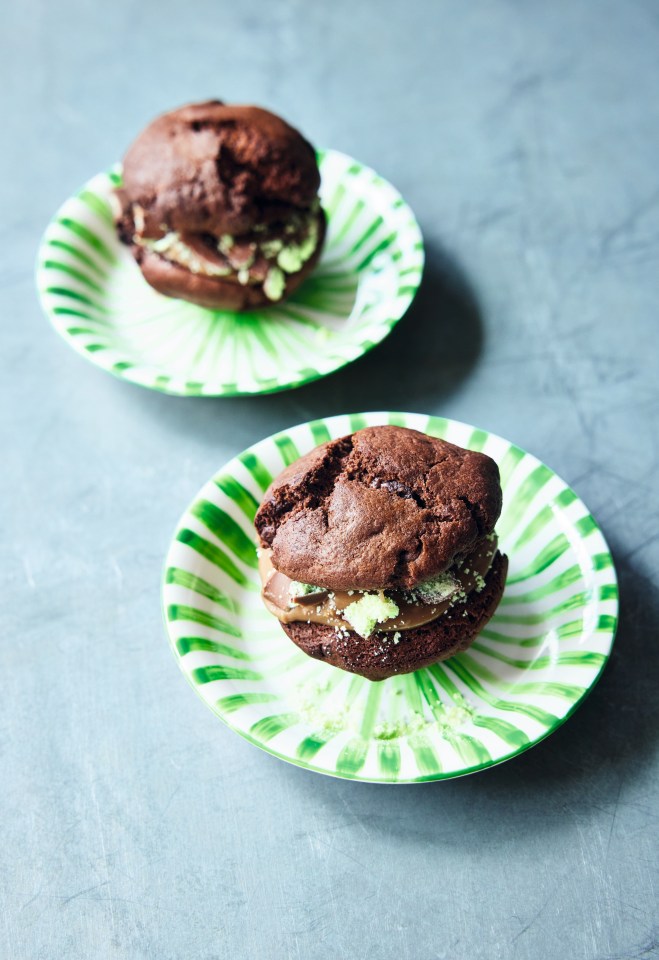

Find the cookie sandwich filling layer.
xmin=258 ymin=534 xmax=499 ymax=640
xmin=124 ymin=199 xmax=322 ymax=302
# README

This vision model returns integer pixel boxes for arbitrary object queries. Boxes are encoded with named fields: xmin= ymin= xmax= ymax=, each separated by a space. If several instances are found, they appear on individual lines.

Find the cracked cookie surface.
xmin=254 ymin=425 xmax=502 ymax=592
xmin=120 ymin=100 xmax=320 ymax=238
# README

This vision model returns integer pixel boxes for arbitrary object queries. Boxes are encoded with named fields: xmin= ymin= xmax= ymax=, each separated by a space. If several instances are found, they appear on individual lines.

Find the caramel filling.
xmin=258 ymin=536 xmax=497 ymax=634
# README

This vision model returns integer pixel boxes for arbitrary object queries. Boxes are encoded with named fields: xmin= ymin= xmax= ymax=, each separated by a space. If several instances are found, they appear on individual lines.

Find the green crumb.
xmin=343 ymin=593 xmax=399 ymax=638
xmin=237 ymin=267 xmax=250 ymax=285
xmin=474 ymin=573 xmax=486 ymax=592
xmin=263 ymin=266 xmax=286 ymax=301
xmin=218 ymin=235 xmax=234 ymax=254
xmin=392 ymin=632 xmax=402 ymax=644
xmin=276 ymin=218 xmax=319 ymax=273
xmin=412 ymin=571 xmax=460 ymax=604
xmin=290 ymin=581 xmax=321 ymax=599
xmin=260 ymin=238 xmax=284 ymax=258
xmin=151 ymin=232 xmax=178 ymax=253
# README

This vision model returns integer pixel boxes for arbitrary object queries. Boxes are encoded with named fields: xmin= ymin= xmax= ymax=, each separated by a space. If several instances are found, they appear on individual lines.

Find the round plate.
xmin=163 ymin=412 xmax=618 ymax=782
xmin=36 ymin=151 xmax=423 ymax=396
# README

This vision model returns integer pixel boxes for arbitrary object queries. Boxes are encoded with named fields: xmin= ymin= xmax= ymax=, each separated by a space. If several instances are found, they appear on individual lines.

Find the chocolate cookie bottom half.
xmin=279 ymin=551 xmax=508 ymax=681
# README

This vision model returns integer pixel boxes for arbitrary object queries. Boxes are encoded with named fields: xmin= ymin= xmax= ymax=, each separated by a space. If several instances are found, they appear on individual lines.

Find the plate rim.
xmin=36 ymin=150 xmax=424 ymax=398
xmin=162 ymin=411 xmax=619 ymax=783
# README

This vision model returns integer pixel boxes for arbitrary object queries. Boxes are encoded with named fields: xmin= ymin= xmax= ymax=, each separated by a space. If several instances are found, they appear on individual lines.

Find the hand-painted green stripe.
xmin=415 ymin=669 xmax=444 ymax=719
xmin=309 ymin=419 xmax=332 ymax=445
xmin=497 ymin=464 xmax=554 ymax=540
xmin=193 ymin=664 xmax=264 ymax=683
xmin=176 ymin=528 xmax=257 ymax=589
xmin=190 ymin=501 xmax=258 ymax=569
xmin=408 ymin=736 xmax=442 ymax=775
xmin=470 ymin=642 xmax=606 ymax=671
xmin=387 ymin=412 xmax=409 ymax=427
xmin=575 ymin=515 xmax=597 ymax=537
xmin=322 ymin=180 xmax=346 ymax=219
xmin=331 ymin=199 xmax=366 ymax=247
xmin=85 ymin=343 xmax=108 ymax=353
xmin=472 ymin=716 xmax=530 ymax=749
xmin=167 ymin=604 xmax=242 ymax=638
xmin=47 ymin=239 xmax=109 ymax=278
xmin=293 ymin=286 xmax=356 ymax=311
xmin=593 ymin=553 xmax=614 ymax=571
xmin=468 ymin=429 xmax=488 ymax=452
xmin=348 ymin=414 xmax=368 ymax=432
xmin=297 ymin=735 xmax=331 ymax=760
xmin=497 ymin=445 xmax=526 ymax=488
xmin=216 ymin=692 xmax=278 ymax=713
xmin=45 ymin=286 xmax=109 ymax=313
xmin=396 ymin=284 xmax=420 ymax=297
xmin=480 ymin=619 xmax=583 ymax=647
xmin=403 ymin=673 xmax=424 ymax=715
xmin=377 ymin=741 xmax=401 ymax=775
xmin=306 ymin=272 xmax=358 ymax=291
xmin=494 ymin=591 xmax=587 ymax=624
xmin=165 ymin=566 xmax=240 ymax=613
xmin=446 ymin=733 xmax=491 ymax=767
xmin=425 ymin=415 xmax=450 ymax=439
xmin=247 ymin=315 xmax=281 ymax=360
xmin=499 ymin=564 xmax=583 ymax=604
xmin=250 ymin=713 xmax=298 ymax=742
xmin=506 ymin=533 xmax=568 ymax=584
xmin=598 ymin=614 xmax=617 ymax=632
xmin=356 ymin=233 xmax=398 ymax=272
xmin=238 ymin=452 xmax=273 ymax=492
xmin=175 ymin=636 xmax=251 ymax=660
xmin=272 ymin=304 xmax=323 ymax=329
xmin=513 ymin=490 xmax=578 ymax=550
xmin=57 ymin=216 xmax=117 ymax=264
xmin=42 ymin=260 xmax=105 ymax=294
xmin=349 ymin=215 xmax=384 ymax=255
xmin=66 ymin=326 xmax=106 ymax=337
xmin=113 ymin=362 xmax=132 ymax=371
xmin=599 ymin=584 xmax=618 ymax=602
xmin=108 ymin=169 xmax=122 ymax=187
xmin=446 ymin=659 xmax=558 ymax=726
xmin=52 ymin=306 xmax=94 ymax=321
xmin=459 ymin=653 xmax=584 ymax=700
xmin=77 ymin=189 xmax=114 ymax=227
xmin=359 ymin=682 xmax=383 ymax=739
xmin=214 ymin=475 xmax=260 ymax=521
xmin=274 ymin=433 xmax=300 ymax=466
xmin=336 ymin=738 xmax=369 ymax=775
xmin=427 ymin=662 xmax=470 ymax=708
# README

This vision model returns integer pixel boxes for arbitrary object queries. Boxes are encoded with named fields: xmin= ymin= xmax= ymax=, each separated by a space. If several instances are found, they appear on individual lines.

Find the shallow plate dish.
xmin=163 ymin=412 xmax=618 ymax=782
xmin=36 ymin=151 xmax=423 ymax=396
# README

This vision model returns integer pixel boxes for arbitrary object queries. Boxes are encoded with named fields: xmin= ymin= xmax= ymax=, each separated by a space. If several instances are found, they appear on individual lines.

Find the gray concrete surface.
xmin=2 ymin=1 xmax=658 ymax=957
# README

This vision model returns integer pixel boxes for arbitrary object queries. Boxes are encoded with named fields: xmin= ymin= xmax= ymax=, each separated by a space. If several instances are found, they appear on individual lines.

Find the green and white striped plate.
xmin=36 ymin=151 xmax=423 ymax=396
xmin=163 ymin=412 xmax=618 ymax=783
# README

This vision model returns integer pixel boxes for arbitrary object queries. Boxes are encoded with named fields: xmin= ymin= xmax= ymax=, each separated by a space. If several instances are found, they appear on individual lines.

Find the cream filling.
xmin=141 ymin=233 xmax=232 ymax=277
xmin=132 ymin=202 xmax=321 ymax=301
xmin=258 ymin=536 xmax=498 ymax=639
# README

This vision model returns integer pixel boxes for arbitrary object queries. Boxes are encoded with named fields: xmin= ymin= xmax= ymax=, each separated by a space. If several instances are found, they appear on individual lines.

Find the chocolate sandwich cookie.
xmin=116 ymin=101 xmax=326 ymax=310
xmin=254 ymin=425 xmax=507 ymax=681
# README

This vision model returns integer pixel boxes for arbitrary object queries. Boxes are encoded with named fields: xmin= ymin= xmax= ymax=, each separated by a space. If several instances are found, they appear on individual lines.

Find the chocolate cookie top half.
xmin=255 ymin=426 xmax=503 ymax=592
xmin=121 ymin=100 xmax=320 ymax=238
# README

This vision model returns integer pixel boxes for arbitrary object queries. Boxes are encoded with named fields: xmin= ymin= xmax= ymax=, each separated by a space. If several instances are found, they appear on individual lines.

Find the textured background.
xmin=2 ymin=1 xmax=659 ymax=957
